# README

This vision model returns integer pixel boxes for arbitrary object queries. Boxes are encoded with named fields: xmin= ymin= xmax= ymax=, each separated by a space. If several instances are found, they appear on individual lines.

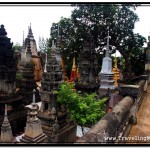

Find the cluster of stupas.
xmin=0 ymin=24 xmax=77 ymax=144
xmin=0 ymin=22 xmax=127 ymax=144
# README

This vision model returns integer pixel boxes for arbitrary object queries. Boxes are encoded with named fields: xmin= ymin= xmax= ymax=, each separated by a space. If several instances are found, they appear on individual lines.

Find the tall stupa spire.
xmin=22 ymin=31 xmax=25 ymax=49
xmin=23 ymin=31 xmax=24 ymax=43
xmin=105 ymin=30 xmax=111 ymax=57
xmin=28 ymin=23 xmax=34 ymax=39
xmin=0 ymin=104 xmax=15 ymax=143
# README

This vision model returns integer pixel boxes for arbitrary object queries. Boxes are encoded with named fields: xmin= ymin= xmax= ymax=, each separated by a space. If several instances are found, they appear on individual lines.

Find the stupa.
xmin=37 ymin=41 xmax=76 ymax=143
xmin=99 ymin=30 xmax=115 ymax=97
xmin=0 ymin=24 xmax=26 ymax=135
xmin=75 ymin=37 xmax=99 ymax=93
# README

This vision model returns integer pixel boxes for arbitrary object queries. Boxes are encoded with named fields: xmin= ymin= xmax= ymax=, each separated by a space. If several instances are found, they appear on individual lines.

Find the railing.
xmin=76 ymin=75 xmax=148 ymax=144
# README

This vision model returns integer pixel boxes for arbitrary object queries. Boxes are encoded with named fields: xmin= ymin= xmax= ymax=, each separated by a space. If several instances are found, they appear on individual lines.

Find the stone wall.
xmin=76 ymin=96 xmax=134 ymax=144
xmin=76 ymin=75 xmax=148 ymax=144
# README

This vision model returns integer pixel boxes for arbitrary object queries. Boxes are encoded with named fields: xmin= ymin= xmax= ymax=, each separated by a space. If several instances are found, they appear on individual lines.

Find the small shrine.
xmin=37 ymin=41 xmax=76 ymax=143
xmin=0 ymin=104 xmax=15 ymax=143
xmin=20 ymin=90 xmax=47 ymax=143
xmin=99 ymin=30 xmax=115 ymax=97
xmin=75 ymin=37 xmax=99 ymax=93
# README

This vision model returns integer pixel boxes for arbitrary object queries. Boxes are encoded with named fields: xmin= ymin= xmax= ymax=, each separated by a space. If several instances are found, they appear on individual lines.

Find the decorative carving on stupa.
xmin=37 ymin=41 xmax=76 ymax=143
xmin=75 ymin=36 xmax=99 ymax=93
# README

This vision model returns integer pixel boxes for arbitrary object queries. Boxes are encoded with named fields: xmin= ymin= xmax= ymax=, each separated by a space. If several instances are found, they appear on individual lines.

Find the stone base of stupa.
xmin=99 ymin=73 xmax=115 ymax=97
xmin=42 ymin=122 xmax=77 ymax=143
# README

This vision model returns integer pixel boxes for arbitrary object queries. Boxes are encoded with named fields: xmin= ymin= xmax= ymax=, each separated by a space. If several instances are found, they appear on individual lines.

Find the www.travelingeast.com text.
xmin=105 ymin=136 xmax=150 ymax=142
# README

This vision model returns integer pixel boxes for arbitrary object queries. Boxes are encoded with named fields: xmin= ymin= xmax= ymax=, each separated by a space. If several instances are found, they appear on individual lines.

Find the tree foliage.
xmin=56 ymin=82 xmax=106 ymax=128
xmin=49 ymin=4 xmax=146 ymax=80
xmin=38 ymin=36 xmax=49 ymax=53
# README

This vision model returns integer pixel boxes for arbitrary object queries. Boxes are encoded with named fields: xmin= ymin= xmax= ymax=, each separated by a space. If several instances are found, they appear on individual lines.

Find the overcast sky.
xmin=0 ymin=4 xmax=150 ymax=50
xmin=0 ymin=5 xmax=74 ymax=47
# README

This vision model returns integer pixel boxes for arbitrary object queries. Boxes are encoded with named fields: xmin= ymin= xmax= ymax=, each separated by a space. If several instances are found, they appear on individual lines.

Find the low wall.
xmin=76 ymin=96 xmax=134 ymax=144
xmin=76 ymin=75 xmax=148 ymax=144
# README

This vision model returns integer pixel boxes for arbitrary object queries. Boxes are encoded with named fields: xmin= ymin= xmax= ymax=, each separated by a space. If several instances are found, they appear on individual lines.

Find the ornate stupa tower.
xmin=0 ymin=104 xmax=15 ymax=143
xmin=145 ymin=33 xmax=150 ymax=83
xmin=99 ymin=30 xmax=115 ymax=97
xmin=18 ymin=23 xmax=43 ymax=81
xmin=19 ymin=36 xmax=39 ymax=105
xmin=75 ymin=36 xmax=99 ymax=93
xmin=37 ymin=40 xmax=76 ymax=143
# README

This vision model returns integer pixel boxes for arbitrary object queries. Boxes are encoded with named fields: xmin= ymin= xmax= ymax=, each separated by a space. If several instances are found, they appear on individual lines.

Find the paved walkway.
xmin=127 ymin=85 xmax=150 ymax=144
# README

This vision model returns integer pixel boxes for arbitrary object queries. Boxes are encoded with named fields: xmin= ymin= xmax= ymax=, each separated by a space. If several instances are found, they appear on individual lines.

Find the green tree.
xmin=38 ymin=36 xmax=49 ymax=53
xmin=49 ymin=4 xmax=146 ymax=80
xmin=71 ymin=4 xmax=146 ymax=79
xmin=56 ymin=82 xmax=106 ymax=134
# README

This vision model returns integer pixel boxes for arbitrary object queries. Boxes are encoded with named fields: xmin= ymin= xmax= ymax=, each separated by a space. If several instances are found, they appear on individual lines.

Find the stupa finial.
xmin=32 ymin=89 xmax=36 ymax=103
